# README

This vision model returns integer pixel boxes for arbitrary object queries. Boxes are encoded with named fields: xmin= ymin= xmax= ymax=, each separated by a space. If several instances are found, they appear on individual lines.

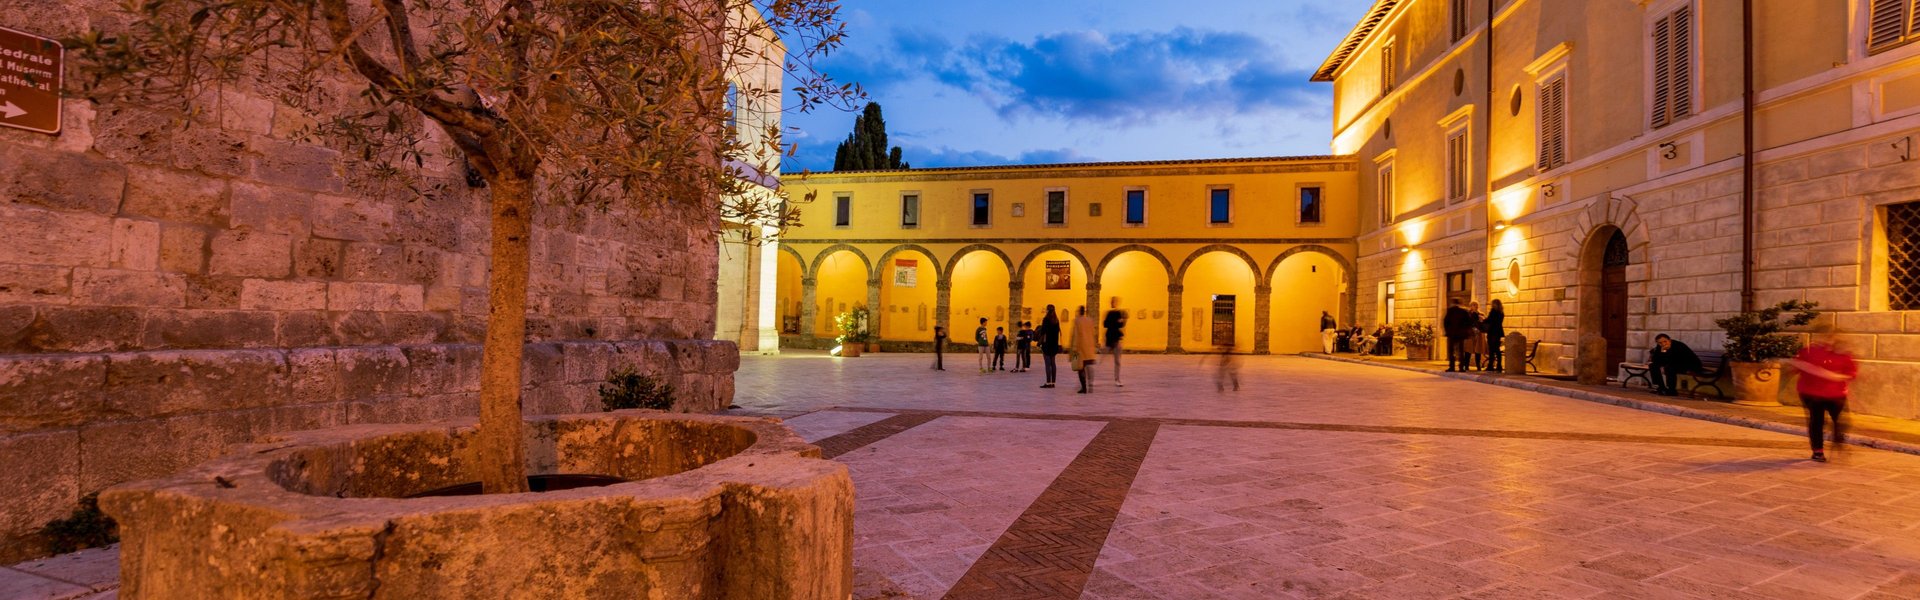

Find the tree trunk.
xmin=477 ymin=176 xmax=534 ymax=494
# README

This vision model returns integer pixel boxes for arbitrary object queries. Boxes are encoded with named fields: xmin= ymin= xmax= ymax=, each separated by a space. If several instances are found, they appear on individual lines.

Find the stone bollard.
xmin=1576 ymin=333 xmax=1608 ymax=385
xmin=1503 ymin=332 xmax=1528 ymax=375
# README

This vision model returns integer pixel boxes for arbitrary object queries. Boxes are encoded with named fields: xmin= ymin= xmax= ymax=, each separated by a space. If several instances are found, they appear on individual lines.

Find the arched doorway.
xmin=775 ymin=249 xmax=804 ymax=335
xmin=813 ymin=250 xmax=870 ymax=338
xmin=1601 ymin=231 xmax=1629 ymax=372
xmin=949 ymin=250 xmax=1013 ymax=338
xmin=1268 ymin=251 xmax=1345 ymax=354
xmin=1021 ymin=248 xmax=1090 ymax=324
xmin=1179 ymin=251 xmax=1259 ymax=352
xmin=875 ymin=247 xmax=939 ymax=342
xmin=1096 ymin=250 xmax=1171 ymax=351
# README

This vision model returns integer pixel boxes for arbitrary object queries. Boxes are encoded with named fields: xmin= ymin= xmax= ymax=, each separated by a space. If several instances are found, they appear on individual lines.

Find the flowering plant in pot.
xmin=1715 ymin=300 xmax=1820 ymax=406
xmin=834 ymin=307 xmax=874 ymax=357
xmin=1396 ymin=321 xmax=1436 ymax=361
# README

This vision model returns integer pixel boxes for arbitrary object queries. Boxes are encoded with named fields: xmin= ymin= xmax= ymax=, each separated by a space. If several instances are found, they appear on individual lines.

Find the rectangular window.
xmin=1209 ymin=188 xmax=1232 ymax=224
xmin=1446 ymin=129 xmax=1470 ymax=202
xmin=1869 ymin=0 xmax=1920 ymax=55
xmin=1445 ymin=270 xmax=1474 ymax=307
xmin=1377 ymin=160 xmax=1396 ymax=225
xmin=899 ymin=194 xmax=919 ymax=228
xmin=1045 ymin=190 xmax=1067 ymax=225
xmin=725 ymin=84 xmax=740 ymax=130
xmin=1889 ymin=201 xmax=1920 ymax=310
xmin=834 ymin=194 xmax=851 ymax=227
xmin=971 ymin=192 xmax=991 ymax=226
xmin=1451 ymin=0 xmax=1470 ymax=42
xmin=1650 ymin=3 xmax=1694 ymax=129
xmin=1381 ymin=41 xmax=1396 ymax=94
xmin=1536 ymin=75 xmax=1568 ymax=171
xmin=1382 ymin=281 xmax=1397 ymax=324
xmin=1124 ymin=189 xmax=1146 ymax=225
xmin=1298 ymin=186 xmax=1323 ymax=224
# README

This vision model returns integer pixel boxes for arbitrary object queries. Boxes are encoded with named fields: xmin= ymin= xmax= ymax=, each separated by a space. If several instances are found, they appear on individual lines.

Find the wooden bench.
xmin=1681 ymin=350 xmax=1731 ymax=399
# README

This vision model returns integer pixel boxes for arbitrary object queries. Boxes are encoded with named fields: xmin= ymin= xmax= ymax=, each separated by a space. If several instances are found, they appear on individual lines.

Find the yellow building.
xmin=778 ymin=157 xmax=1359 ymax=354
xmin=1317 ymin=0 xmax=1920 ymax=418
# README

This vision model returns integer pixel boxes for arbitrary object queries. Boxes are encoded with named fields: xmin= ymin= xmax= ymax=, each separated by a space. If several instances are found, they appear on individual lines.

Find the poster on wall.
xmin=894 ymin=259 xmax=917 ymax=288
xmin=1045 ymin=260 xmax=1071 ymax=290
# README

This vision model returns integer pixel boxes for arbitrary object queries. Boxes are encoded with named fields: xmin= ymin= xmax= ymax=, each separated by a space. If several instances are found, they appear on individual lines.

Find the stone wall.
xmin=0 ymin=5 xmax=733 ymax=560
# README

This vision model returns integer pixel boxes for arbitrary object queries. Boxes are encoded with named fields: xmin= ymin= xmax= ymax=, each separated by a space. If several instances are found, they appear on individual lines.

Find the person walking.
xmin=1071 ymin=305 xmax=1100 ymax=394
xmin=931 ymin=325 xmax=947 ymax=371
xmin=991 ymin=327 xmax=1009 ymax=371
xmin=1791 ymin=338 xmax=1858 ymax=462
xmin=1013 ymin=322 xmax=1033 ymax=372
xmin=1038 ymin=306 xmax=1062 ymax=388
xmin=1319 ymin=311 xmax=1338 ymax=354
xmin=1214 ymin=340 xmax=1240 ymax=391
xmin=1103 ymin=298 xmax=1128 ymax=387
xmin=1648 ymin=333 xmax=1701 ymax=396
xmin=1443 ymin=298 xmax=1474 ymax=372
xmin=974 ymin=317 xmax=990 ymax=373
xmin=1483 ymin=299 xmax=1507 ymax=371
xmin=1464 ymin=301 xmax=1487 ymax=371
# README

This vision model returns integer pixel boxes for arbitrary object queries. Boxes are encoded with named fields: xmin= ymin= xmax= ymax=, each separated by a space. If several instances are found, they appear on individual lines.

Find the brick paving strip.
xmin=942 ymin=419 xmax=1160 ymax=600
xmin=815 ymin=413 xmax=943 ymax=458
xmin=829 ymin=407 xmax=1804 ymax=450
xmin=1301 ymin=353 xmax=1920 ymax=456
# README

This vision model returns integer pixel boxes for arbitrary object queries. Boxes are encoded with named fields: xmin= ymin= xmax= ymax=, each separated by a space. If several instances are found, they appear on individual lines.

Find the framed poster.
xmin=1045 ymin=260 xmax=1071 ymax=290
xmin=893 ymin=259 xmax=917 ymax=288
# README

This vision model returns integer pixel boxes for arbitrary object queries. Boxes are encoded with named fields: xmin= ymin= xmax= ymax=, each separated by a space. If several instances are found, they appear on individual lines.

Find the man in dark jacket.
xmin=1038 ymin=305 xmax=1062 ymax=388
xmin=1649 ymin=333 xmax=1702 ymax=396
xmin=1442 ymin=298 xmax=1475 ymax=372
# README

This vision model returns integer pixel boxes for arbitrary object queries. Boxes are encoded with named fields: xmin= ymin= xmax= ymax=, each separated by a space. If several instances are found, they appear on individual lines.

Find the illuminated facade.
xmin=778 ymin=157 xmax=1358 ymax=354
xmin=714 ymin=8 xmax=785 ymax=354
xmin=1317 ymin=0 xmax=1920 ymax=418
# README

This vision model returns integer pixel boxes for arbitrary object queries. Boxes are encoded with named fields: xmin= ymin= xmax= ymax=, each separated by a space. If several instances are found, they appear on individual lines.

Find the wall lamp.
xmin=1493 ymin=220 xmax=1509 ymax=231
xmin=1400 ymin=245 xmax=1413 ymax=254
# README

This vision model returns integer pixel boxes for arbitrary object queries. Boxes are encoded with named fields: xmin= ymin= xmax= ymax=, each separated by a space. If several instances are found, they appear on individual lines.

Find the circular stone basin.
xmin=101 ymin=411 xmax=853 ymax=600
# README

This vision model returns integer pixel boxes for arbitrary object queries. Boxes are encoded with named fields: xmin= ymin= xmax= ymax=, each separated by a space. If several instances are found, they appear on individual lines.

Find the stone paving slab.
xmin=0 ymin=546 xmax=117 ymax=600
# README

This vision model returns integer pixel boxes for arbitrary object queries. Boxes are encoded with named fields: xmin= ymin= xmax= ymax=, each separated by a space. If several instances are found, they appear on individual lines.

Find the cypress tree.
xmin=833 ymin=102 xmax=909 ymax=171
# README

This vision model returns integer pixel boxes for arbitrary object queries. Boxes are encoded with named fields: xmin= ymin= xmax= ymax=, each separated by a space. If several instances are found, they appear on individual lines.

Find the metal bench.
xmin=1523 ymin=340 xmax=1543 ymax=373
xmin=1681 ymin=350 xmax=1731 ymax=399
xmin=1619 ymin=361 xmax=1653 ymax=388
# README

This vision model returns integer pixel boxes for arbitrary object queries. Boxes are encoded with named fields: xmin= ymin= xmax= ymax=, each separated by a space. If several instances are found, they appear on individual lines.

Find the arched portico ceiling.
xmin=1093 ymin=245 xmax=1175 ymax=285
xmin=1264 ymin=244 xmax=1355 ymax=284
xmin=870 ymin=244 xmax=945 ymax=285
xmin=807 ymin=243 xmax=872 ymax=278
xmin=1175 ymin=244 xmax=1265 ymax=287
xmin=941 ymin=244 xmax=1016 ymax=283
xmin=1016 ymin=243 xmax=1094 ymax=281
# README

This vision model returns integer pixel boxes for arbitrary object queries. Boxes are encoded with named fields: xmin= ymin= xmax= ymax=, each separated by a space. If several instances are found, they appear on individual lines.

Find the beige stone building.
xmin=1316 ymin=0 xmax=1920 ymax=418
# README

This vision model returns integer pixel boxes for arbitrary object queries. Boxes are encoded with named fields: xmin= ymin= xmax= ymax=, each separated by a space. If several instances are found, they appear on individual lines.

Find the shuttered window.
xmin=1446 ymin=129 xmax=1470 ymax=202
xmin=1377 ymin=161 xmax=1396 ymax=225
xmin=1381 ymin=42 xmax=1396 ymax=95
xmin=1451 ymin=0 xmax=1470 ymax=43
xmin=1536 ymin=76 xmax=1568 ymax=172
xmin=1869 ymin=0 xmax=1919 ymax=54
xmin=1650 ymin=4 xmax=1694 ymax=129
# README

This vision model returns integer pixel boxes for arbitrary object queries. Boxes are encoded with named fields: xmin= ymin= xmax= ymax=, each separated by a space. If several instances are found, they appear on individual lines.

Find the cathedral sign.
xmin=0 ymin=26 xmax=62 ymax=135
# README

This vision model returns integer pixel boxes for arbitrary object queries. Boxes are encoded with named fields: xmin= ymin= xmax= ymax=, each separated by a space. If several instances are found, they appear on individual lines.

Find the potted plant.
xmin=1396 ymin=321 xmax=1436 ymax=361
xmin=834 ymin=308 xmax=872 ymax=357
xmin=1715 ymin=300 xmax=1820 ymax=406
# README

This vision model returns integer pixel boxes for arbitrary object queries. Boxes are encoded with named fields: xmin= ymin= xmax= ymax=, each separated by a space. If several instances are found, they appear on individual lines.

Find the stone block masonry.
xmin=0 ymin=5 xmax=734 ymax=561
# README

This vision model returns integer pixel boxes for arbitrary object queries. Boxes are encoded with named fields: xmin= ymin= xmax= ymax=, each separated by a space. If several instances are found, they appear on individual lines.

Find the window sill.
xmin=1122 ymin=222 xmax=1146 ymax=228
xmin=1207 ymin=222 xmax=1234 ymax=228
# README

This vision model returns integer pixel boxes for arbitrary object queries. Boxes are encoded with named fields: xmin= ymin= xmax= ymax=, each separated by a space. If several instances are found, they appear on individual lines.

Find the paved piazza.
xmin=730 ymin=352 xmax=1920 ymax=600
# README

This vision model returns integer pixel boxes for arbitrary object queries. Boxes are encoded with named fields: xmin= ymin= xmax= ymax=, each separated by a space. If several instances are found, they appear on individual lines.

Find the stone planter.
xmin=840 ymin=343 xmax=861 ymax=357
xmin=1730 ymin=360 xmax=1786 ymax=406
xmin=1405 ymin=344 xmax=1432 ymax=361
xmin=99 ymin=412 xmax=853 ymax=599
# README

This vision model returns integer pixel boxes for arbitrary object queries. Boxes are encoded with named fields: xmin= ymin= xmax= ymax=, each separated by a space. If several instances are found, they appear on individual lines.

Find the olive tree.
xmin=69 ymin=0 xmax=858 ymax=493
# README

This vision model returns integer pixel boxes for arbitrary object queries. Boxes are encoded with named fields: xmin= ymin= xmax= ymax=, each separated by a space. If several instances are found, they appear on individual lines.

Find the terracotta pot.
xmin=866 ymin=342 xmax=880 ymax=353
xmin=840 ymin=343 xmax=861 ymax=357
xmin=1730 ymin=360 xmax=1784 ymax=406
xmin=1405 ymin=344 xmax=1432 ymax=361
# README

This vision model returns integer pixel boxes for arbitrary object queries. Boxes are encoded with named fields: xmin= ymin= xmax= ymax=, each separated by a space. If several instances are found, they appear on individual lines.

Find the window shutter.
xmin=1382 ymin=44 xmax=1395 ymax=93
xmin=1538 ymin=78 xmax=1567 ymax=171
xmin=1868 ymin=0 xmax=1913 ymax=53
xmin=1669 ymin=5 xmax=1693 ymax=122
xmin=1651 ymin=15 xmax=1672 ymax=129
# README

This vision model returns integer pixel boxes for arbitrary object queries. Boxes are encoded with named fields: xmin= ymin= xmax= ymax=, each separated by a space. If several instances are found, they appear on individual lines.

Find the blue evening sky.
xmin=782 ymin=0 xmax=1374 ymax=172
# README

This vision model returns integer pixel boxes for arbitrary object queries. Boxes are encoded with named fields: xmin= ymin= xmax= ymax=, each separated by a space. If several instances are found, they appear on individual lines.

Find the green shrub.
xmin=40 ymin=493 xmax=118 ymax=554
xmin=598 ymin=367 xmax=676 ymax=411
xmin=1395 ymin=321 xmax=1436 ymax=347
xmin=1717 ymin=300 xmax=1820 ymax=362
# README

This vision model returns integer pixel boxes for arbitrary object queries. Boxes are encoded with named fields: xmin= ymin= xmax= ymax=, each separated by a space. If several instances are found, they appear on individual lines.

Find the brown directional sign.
xmin=0 ymin=26 xmax=63 ymax=135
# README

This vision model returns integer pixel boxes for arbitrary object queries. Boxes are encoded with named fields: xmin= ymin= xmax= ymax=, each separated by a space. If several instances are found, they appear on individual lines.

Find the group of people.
xmin=930 ymin=299 xmax=1130 ymax=394
xmin=1441 ymin=298 xmax=1507 ymax=372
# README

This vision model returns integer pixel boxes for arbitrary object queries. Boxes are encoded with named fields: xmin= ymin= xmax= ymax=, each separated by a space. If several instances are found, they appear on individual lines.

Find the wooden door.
xmin=1211 ymin=295 xmax=1236 ymax=349
xmin=1602 ymin=232 xmax=1629 ymax=369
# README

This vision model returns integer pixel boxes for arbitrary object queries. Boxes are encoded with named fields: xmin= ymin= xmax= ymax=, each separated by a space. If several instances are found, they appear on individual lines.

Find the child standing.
xmin=1014 ymin=322 xmax=1033 ymax=372
xmin=975 ymin=317 xmax=990 ymax=373
xmin=992 ymin=327 xmax=1009 ymax=371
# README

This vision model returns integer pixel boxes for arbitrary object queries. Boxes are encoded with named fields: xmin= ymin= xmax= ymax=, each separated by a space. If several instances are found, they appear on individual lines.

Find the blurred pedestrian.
xmin=1214 ymin=341 xmax=1239 ymax=391
xmin=1038 ymin=306 xmax=1062 ymax=388
xmin=1320 ymin=311 xmax=1338 ymax=354
xmin=1071 ymin=305 xmax=1099 ymax=394
xmin=1464 ymin=301 xmax=1487 ymax=371
xmin=1103 ymin=298 xmax=1128 ymax=387
xmin=931 ymin=325 xmax=946 ymax=371
xmin=1483 ymin=299 xmax=1507 ymax=371
xmin=1791 ymin=337 xmax=1858 ymax=463
xmin=1443 ymin=298 xmax=1474 ymax=372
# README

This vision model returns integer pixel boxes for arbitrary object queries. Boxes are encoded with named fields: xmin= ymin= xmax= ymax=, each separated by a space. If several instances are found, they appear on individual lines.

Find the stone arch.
xmin=808 ymin=243 xmax=872 ymax=278
xmin=1016 ymin=243 xmax=1094 ymax=281
xmin=1174 ymin=244 xmax=1264 ymax=287
xmin=1264 ymin=245 xmax=1354 ymax=285
xmin=778 ymin=244 xmax=809 ymax=280
xmin=942 ymin=244 xmax=1016 ymax=282
xmin=1093 ymin=245 xmax=1174 ymax=285
xmin=870 ymin=244 xmax=945 ymax=285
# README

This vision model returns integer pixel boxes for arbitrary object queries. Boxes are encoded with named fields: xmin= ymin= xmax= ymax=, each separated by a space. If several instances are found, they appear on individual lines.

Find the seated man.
xmin=1353 ymin=330 xmax=1378 ymax=358
xmin=1648 ymin=333 xmax=1701 ymax=396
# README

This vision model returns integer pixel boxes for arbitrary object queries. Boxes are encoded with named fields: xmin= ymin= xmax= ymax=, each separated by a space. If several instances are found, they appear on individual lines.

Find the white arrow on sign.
xmin=0 ymin=102 xmax=23 ymax=120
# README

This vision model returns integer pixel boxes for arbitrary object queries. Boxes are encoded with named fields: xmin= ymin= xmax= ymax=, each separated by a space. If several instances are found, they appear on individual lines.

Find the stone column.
xmin=1008 ymin=281 xmax=1025 ymax=327
xmin=800 ymin=277 xmax=818 ymax=340
xmin=1086 ymin=282 xmax=1102 ymax=322
xmin=1165 ymin=283 xmax=1184 ymax=354
xmin=935 ymin=280 xmax=952 ymax=332
xmin=1253 ymin=284 xmax=1272 ymax=355
xmin=866 ymin=277 xmax=883 ymax=341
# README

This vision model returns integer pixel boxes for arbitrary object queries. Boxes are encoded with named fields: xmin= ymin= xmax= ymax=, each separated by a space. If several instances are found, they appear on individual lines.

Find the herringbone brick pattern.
xmin=817 ymin=413 xmax=941 ymax=458
xmin=943 ymin=420 xmax=1160 ymax=599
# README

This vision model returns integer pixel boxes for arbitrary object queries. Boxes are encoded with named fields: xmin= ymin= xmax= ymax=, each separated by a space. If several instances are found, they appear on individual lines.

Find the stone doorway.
xmin=1601 ymin=231 xmax=1629 ymax=372
xmin=1575 ymin=225 xmax=1632 ymax=381
xmin=1211 ymin=295 xmax=1237 ymax=348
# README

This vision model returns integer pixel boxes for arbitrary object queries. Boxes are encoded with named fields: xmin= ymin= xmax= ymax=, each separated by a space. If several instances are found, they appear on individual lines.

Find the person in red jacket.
xmin=1790 ymin=339 xmax=1859 ymax=463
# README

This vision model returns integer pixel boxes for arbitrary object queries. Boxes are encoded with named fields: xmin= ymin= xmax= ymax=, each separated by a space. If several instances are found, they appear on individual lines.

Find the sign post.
xmin=0 ymin=26 xmax=63 ymax=135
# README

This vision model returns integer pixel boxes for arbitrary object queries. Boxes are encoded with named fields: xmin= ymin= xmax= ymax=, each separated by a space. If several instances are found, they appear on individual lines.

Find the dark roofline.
xmin=794 ymin=154 xmax=1352 ymax=177
xmin=1311 ymin=0 xmax=1400 ymax=83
